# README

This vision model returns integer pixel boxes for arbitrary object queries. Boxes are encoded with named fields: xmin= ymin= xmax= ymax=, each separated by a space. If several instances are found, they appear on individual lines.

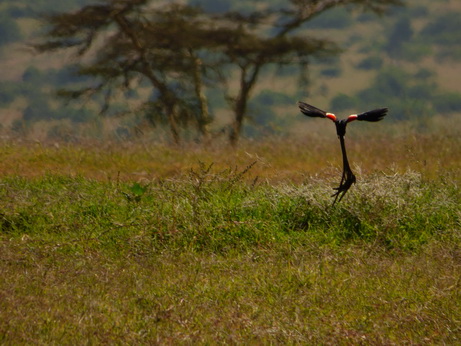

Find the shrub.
xmin=433 ymin=92 xmax=461 ymax=114
xmin=330 ymin=93 xmax=357 ymax=112
xmin=420 ymin=13 xmax=461 ymax=45
xmin=22 ymin=66 xmax=43 ymax=84
xmin=407 ymin=84 xmax=436 ymax=101
xmin=189 ymin=0 xmax=231 ymax=13
xmin=356 ymin=56 xmax=383 ymax=70
xmin=306 ymin=7 xmax=352 ymax=29
xmin=386 ymin=16 xmax=413 ymax=59
xmin=47 ymin=124 xmax=76 ymax=142
xmin=0 ymin=82 xmax=16 ymax=107
xmin=320 ymin=67 xmax=341 ymax=78
xmin=10 ymin=119 xmax=28 ymax=135
xmin=252 ymin=90 xmax=293 ymax=107
xmin=0 ymin=13 xmax=23 ymax=46
xmin=23 ymin=98 xmax=54 ymax=122
xmin=414 ymin=68 xmax=434 ymax=80
xmin=399 ymin=42 xmax=432 ymax=62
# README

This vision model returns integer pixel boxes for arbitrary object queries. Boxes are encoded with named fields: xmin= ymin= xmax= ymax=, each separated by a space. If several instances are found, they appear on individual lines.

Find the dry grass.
xmin=1 ymin=117 xmax=459 ymax=183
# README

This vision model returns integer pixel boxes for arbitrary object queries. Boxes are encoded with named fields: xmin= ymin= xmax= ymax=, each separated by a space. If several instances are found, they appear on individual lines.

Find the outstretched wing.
xmin=355 ymin=108 xmax=388 ymax=122
xmin=297 ymin=101 xmax=327 ymax=118
xmin=298 ymin=101 xmax=337 ymax=121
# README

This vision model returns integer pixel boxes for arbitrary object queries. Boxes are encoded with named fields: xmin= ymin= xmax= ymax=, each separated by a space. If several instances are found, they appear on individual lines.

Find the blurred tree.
xmin=386 ymin=15 xmax=413 ymax=59
xmin=305 ymin=7 xmax=352 ymax=29
xmin=433 ymin=92 xmax=461 ymax=114
xmin=349 ymin=67 xmax=444 ymax=120
xmin=23 ymin=98 xmax=54 ymax=122
xmin=0 ymin=13 xmax=23 ymax=47
xmin=252 ymin=90 xmax=294 ymax=107
xmin=35 ymin=0 xmax=216 ymax=144
xmin=320 ymin=66 xmax=342 ymax=77
xmin=330 ymin=93 xmax=357 ymax=112
xmin=22 ymin=66 xmax=43 ymax=84
xmin=11 ymin=119 xmax=29 ymax=136
xmin=212 ymin=0 xmax=402 ymax=145
xmin=0 ymin=82 xmax=17 ymax=107
xmin=356 ymin=56 xmax=383 ymax=70
xmin=420 ymin=12 xmax=461 ymax=45
xmin=189 ymin=0 xmax=231 ymax=13
xmin=35 ymin=0 xmax=403 ymax=145
xmin=420 ymin=12 xmax=461 ymax=61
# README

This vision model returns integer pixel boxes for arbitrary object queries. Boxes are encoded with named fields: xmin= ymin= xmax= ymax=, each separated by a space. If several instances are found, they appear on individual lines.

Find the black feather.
xmin=298 ymin=101 xmax=327 ymax=118
xmin=356 ymin=108 xmax=388 ymax=122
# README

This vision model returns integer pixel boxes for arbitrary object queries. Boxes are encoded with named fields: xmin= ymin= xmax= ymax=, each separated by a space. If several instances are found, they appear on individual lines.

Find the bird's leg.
xmin=332 ymin=163 xmax=347 ymax=204
xmin=332 ymin=135 xmax=356 ymax=205
xmin=333 ymin=165 xmax=356 ymax=204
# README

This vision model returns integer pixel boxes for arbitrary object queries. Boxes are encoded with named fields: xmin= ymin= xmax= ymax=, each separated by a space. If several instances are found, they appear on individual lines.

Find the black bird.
xmin=298 ymin=101 xmax=388 ymax=205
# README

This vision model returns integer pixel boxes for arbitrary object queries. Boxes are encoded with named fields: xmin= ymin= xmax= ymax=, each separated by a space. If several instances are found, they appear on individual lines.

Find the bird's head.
xmin=335 ymin=119 xmax=347 ymax=137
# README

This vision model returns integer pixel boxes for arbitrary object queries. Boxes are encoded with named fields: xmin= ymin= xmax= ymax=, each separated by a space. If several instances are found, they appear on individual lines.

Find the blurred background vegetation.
xmin=0 ymin=0 xmax=460 ymax=144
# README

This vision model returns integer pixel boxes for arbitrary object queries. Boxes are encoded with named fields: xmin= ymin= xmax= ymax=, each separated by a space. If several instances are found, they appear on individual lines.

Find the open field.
xmin=1 ymin=124 xmax=461 ymax=343
xmin=1 ymin=114 xmax=460 ymax=182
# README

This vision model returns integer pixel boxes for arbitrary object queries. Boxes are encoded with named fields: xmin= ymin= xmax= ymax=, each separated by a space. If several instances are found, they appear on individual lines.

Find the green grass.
xmin=1 ymin=158 xmax=460 ymax=343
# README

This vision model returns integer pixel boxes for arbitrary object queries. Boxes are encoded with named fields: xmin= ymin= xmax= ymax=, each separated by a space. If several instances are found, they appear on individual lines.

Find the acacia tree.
xmin=35 ymin=0 xmax=402 ymax=145
xmin=206 ymin=0 xmax=403 ymax=145
xmin=35 ymin=0 xmax=217 ymax=144
xmin=210 ymin=18 xmax=334 ymax=145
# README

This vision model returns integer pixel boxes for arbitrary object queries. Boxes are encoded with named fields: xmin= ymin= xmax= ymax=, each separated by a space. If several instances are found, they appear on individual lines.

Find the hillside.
xmin=0 ymin=0 xmax=460 ymax=142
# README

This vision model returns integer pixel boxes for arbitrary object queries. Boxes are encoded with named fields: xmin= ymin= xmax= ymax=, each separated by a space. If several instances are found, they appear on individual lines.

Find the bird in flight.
xmin=298 ymin=101 xmax=388 ymax=205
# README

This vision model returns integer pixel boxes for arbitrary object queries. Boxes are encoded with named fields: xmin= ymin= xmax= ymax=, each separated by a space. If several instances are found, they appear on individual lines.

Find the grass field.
xmin=1 ymin=120 xmax=460 ymax=343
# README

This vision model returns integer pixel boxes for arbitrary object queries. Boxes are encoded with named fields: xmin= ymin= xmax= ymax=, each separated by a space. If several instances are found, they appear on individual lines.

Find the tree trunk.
xmin=229 ymin=63 xmax=261 ymax=147
xmin=229 ymin=85 xmax=248 ymax=147
xmin=190 ymin=50 xmax=211 ymax=143
xmin=166 ymin=102 xmax=180 ymax=145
